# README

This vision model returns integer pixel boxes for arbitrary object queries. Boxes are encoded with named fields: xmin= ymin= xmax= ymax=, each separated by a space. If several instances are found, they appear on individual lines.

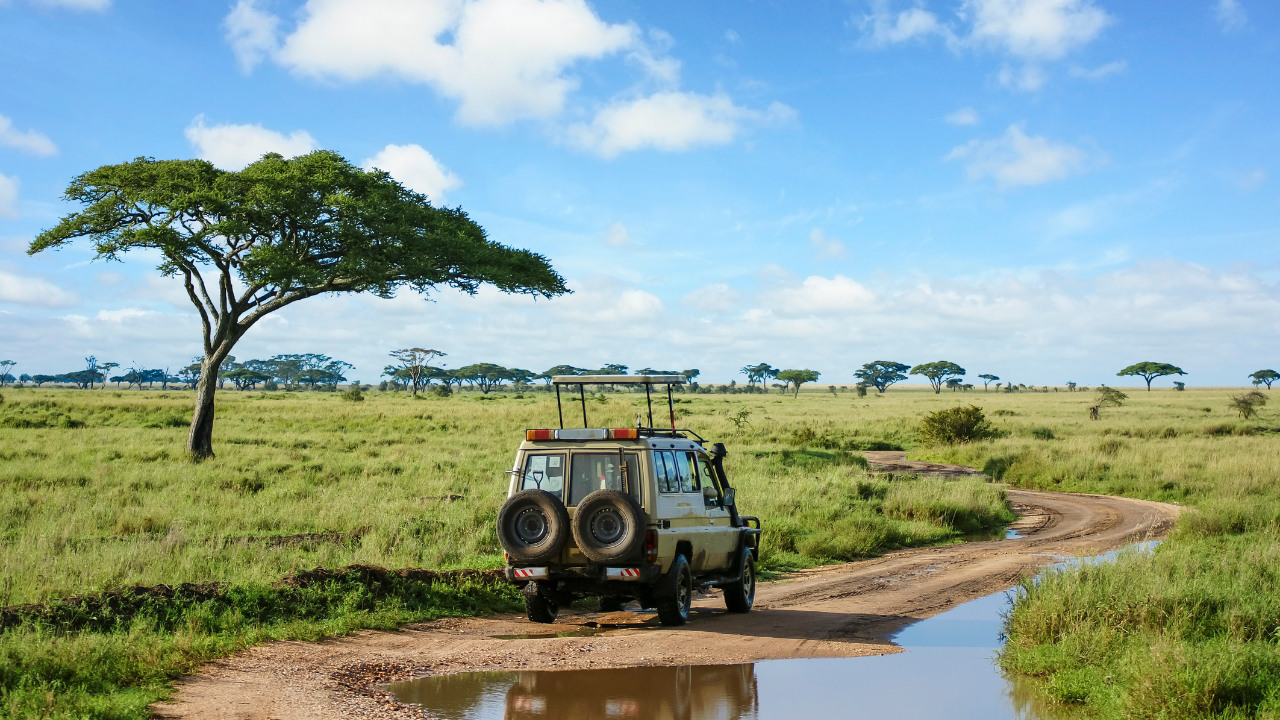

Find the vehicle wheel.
xmin=525 ymin=593 xmax=558 ymax=624
xmin=657 ymin=555 xmax=693 ymax=626
xmin=498 ymin=490 xmax=570 ymax=565
xmin=723 ymin=547 xmax=756 ymax=613
xmin=571 ymin=490 xmax=646 ymax=564
xmin=599 ymin=597 xmax=626 ymax=612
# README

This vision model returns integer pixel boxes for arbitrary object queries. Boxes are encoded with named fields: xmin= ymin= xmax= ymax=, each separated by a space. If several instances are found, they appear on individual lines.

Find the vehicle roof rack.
xmin=550 ymin=375 xmax=688 ymax=430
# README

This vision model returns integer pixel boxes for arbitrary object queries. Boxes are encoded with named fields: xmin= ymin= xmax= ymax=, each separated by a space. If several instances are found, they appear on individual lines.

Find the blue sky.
xmin=1 ymin=0 xmax=1277 ymax=386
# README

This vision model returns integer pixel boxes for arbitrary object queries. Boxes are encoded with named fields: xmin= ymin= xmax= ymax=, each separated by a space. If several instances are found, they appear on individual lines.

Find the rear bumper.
xmin=504 ymin=563 xmax=661 ymax=585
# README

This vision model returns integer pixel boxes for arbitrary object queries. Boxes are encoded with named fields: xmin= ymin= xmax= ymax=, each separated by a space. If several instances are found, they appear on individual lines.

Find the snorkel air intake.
xmin=710 ymin=442 xmax=741 ymax=528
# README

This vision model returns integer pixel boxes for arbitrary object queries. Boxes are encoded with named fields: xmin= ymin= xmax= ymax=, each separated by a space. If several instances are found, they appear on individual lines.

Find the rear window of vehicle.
xmin=655 ymin=451 xmax=679 ymax=493
xmin=519 ymin=453 xmax=565 ymax=500
xmin=568 ymin=453 xmax=641 ymax=506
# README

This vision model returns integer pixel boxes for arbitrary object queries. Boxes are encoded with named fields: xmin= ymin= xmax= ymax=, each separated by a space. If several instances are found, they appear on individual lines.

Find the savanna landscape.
xmin=1 ymin=381 xmax=1277 ymax=718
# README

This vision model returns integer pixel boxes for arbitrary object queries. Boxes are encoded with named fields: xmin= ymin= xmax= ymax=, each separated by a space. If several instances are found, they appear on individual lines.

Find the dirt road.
xmin=154 ymin=458 xmax=1179 ymax=720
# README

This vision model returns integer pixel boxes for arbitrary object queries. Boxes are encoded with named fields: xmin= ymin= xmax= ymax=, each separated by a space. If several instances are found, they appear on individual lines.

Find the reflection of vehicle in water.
xmin=504 ymin=665 xmax=758 ymax=720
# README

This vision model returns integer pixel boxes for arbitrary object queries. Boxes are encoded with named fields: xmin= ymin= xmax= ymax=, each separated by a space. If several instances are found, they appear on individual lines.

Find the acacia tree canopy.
xmin=1249 ymin=369 xmax=1278 ymax=389
xmin=30 ymin=151 xmax=568 ymax=457
xmin=854 ymin=361 xmax=909 ymax=393
xmin=1117 ymin=362 xmax=1186 ymax=391
xmin=776 ymin=368 xmax=820 ymax=398
xmin=910 ymin=361 xmax=966 ymax=394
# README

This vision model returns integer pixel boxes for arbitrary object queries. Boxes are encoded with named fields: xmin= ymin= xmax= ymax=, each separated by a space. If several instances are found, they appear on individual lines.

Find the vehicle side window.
xmin=521 ymin=453 xmax=565 ymax=500
xmin=678 ymin=452 xmax=700 ymax=493
xmin=655 ymin=451 xmax=679 ymax=494
xmin=699 ymin=457 xmax=717 ymax=490
xmin=568 ymin=453 xmax=641 ymax=505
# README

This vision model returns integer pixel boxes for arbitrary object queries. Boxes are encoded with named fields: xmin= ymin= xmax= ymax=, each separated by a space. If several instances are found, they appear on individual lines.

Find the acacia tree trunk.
xmin=187 ymin=344 xmax=235 ymax=459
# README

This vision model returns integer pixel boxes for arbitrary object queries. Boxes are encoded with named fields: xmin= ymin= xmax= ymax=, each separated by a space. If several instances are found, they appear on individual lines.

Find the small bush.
xmin=431 ymin=384 xmax=452 ymax=397
xmin=1029 ymin=426 xmax=1055 ymax=440
xmin=341 ymin=386 xmax=365 ymax=402
xmin=991 ymin=409 xmax=1017 ymax=417
xmin=919 ymin=405 xmax=999 ymax=445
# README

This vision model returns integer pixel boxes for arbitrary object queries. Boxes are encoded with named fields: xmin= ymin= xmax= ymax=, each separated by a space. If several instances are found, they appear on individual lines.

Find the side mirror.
xmin=702 ymin=485 xmax=720 ymax=502
xmin=722 ymin=488 xmax=736 ymax=507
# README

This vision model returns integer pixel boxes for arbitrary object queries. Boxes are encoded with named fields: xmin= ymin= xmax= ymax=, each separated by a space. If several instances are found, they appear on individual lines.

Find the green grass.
xmin=908 ymin=386 xmax=1280 ymax=720
xmin=0 ymin=385 xmax=1012 ymax=718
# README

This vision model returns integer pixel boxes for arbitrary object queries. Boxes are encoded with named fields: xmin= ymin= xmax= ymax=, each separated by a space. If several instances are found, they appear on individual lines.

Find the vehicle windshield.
xmin=568 ymin=453 xmax=640 ymax=506
xmin=519 ymin=453 xmax=565 ymax=499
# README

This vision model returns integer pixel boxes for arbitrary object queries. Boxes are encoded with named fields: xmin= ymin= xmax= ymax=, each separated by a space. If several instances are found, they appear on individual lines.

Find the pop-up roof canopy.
xmin=549 ymin=375 xmax=687 ymax=431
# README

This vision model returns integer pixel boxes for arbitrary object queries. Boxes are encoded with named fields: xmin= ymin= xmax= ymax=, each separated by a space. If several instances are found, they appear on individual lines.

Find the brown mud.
xmin=154 ymin=454 xmax=1179 ymax=720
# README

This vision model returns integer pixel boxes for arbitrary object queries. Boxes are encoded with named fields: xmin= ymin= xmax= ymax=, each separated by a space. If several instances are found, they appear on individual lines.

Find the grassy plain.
xmin=1 ymin=384 xmax=1011 ymax=718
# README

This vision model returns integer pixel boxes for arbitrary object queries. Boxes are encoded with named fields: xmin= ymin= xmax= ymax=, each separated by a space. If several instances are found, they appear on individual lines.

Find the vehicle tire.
xmin=599 ymin=597 xmax=626 ymax=612
xmin=723 ymin=546 xmax=756 ymax=613
xmin=498 ymin=490 xmax=570 ymax=565
xmin=656 ymin=555 xmax=693 ymax=626
xmin=524 ymin=593 xmax=558 ymax=624
xmin=571 ymin=490 xmax=645 ymax=564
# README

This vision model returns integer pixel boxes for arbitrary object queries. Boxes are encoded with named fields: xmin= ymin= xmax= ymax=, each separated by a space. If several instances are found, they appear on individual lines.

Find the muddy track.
xmin=154 ymin=457 xmax=1180 ymax=720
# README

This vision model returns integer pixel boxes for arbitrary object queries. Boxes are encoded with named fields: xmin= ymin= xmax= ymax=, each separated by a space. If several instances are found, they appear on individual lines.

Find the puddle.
xmin=386 ymin=544 xmax=1154 ymax=719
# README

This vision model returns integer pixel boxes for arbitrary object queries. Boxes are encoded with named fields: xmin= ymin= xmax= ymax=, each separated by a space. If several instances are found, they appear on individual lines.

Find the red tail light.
xmin=645 ymin=529 xmax=658 ymax=564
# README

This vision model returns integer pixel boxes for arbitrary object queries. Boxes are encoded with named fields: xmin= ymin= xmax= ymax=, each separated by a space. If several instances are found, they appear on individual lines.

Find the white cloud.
xmin=858 ymin=0 xmax=1111 ymax=91
xmin=724 ymin=29 xmax=741 ymax=43
xmin=362 ymin=143 xmax=461 ymax=201
xmin=768 ymin=275 xmax=876 ymax=316
xmin=0 ymin=172 xmax=18 ymax=218
xmin=604 ymin=221 xmax=631 ymax=247
xmin=945 ymin=124 xmax=1087 ymax=188
xmin=225 ymin=0 xmax=280 ymax=73
xmin=569 ymin=92 xmax=795 ymax=159
xmin=29 ymin=0 xmax=110 ymax=9
xmin=681 ymin=283 xmax=741 ymax=314
xmin=1068 ymin=60 xmax=1126 ymax=79
xmin=945 ymin=107 xmax=980 ymax=126
xmin=810 ymin=228 xmax=845 ymax=260
xmin=184 ymin=115 xmax=318 ymax=171
xmin=0 ymin=115 xmax=57 ymax=156
xmin=258 ymin=0 xmax=636 ymax=126
xmin=1216 ymin=0 xmax=1247 ymax=32
xmin=964 ymin=0 xmax=1111 ymax=60
xmin=0 ymin=271 xmax=78 ymax=307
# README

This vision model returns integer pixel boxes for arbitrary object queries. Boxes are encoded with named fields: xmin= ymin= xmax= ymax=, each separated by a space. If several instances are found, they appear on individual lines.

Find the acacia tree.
xmin=978 ymin=373 xmax=999 ymax=391
xmin=1249 ymin=370 xmax=1278 ymax=389
xmin=854 ymin=361 xmax=909 ymax=393
xmin=1117 ymin=362 xmax=1186 ymax=391
xmin=388 ymin=348 xmax=446 ymax=395
xmin=31 ymin=152 xmax=566 ymax=458
xmin=911 ymin=361 xmax=965 ymax=394
xmin=0 ymin=360 xmax=14 ymax=387
xmin=776 ymin=368 xmax=820 ymax=398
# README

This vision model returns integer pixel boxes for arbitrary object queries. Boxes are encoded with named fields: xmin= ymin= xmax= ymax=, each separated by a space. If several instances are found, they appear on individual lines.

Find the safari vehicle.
xmin=496 ymin=375 xmax=761 ymax=626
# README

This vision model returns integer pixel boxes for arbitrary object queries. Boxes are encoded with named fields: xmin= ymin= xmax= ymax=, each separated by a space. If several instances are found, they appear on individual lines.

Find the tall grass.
xmin=0 ymin=385 xmax=1011 ymax=718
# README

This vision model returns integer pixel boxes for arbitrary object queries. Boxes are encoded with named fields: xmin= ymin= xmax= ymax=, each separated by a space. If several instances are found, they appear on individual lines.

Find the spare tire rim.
xmin=513 ymin=507 xmax=549 ymax=545
xmin=589 ymin=508 xmax=625 ymax=546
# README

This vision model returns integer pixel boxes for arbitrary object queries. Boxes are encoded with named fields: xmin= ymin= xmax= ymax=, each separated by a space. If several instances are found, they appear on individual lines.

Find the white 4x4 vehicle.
xmin=497 ymin=375 xmax=761 ymax=626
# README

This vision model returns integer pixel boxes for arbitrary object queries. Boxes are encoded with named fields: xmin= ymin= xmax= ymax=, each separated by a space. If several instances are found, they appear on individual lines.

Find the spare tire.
xmin=572 ymin=490 xmax=646 ymax=564
xmin=497 ymin=490 xmax=570 ymax=564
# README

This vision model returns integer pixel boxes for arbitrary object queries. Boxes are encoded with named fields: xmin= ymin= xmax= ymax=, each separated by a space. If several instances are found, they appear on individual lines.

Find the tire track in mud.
xmin=154 ymin=456 xmax=1181 ymax=720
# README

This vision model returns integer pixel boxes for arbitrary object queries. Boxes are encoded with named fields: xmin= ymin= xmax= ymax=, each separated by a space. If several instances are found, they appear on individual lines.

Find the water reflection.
xmin=385 ymin=589 xmax=1070 ymax=720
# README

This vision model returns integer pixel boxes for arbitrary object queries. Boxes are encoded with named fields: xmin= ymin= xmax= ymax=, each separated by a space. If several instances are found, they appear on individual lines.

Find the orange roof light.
xmin=525 ymin=429 xmax=554 ymax=441
xmin=610 ymin=428 xmax=638 ymax=439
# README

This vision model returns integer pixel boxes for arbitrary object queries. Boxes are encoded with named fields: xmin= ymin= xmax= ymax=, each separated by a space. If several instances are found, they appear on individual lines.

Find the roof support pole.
xmin=645 ymin=383 xmax=654 ymax=428
xmin=556 ymin=384 xmax=563 ymax=429
xmin=579 ymin=384 xmax=588 ymax=428
xmin=667 ymin=384 xmax=676 ymax=430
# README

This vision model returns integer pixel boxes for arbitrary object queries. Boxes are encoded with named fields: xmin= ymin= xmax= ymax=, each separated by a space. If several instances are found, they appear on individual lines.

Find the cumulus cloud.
xmin=225 ymin=0 xmax=280 ymax=73
xmin=857 ymin=0 xmax=1111 ymax=90
xmin=604 ymin=222 xmax=631 ymax=247
xmin=242 ymin=0 xmax=636 ymax=126
xmin=810 ymin=228 xmax=845 ymax=260
xmin=0 ymin=172 xmax=18 ymax=218
xmin=0 ymin=115 xmax=57 ymax=156
xmin=945 ymin=107 xmax=980 ymax=125
xmin=0 ymin=271 xmax=78 ymax=307
xmin=945 ymin=124 xmax=1087 ymax=188
xmin=569 ymin=92 xmax=794 ymax=158
xmin=362 ymin=143 xmax=461 ymax=201
xmin=184 ymin=115 xmax=318 ymax=170
xmin=1216 ymin=0 xmax=1247 ymax=32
